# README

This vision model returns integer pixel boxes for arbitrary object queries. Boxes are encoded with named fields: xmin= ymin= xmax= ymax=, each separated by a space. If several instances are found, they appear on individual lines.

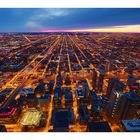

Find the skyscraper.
xmin=82 ymin=81 xmax=89 ymax=97
xmin=92 ymin=69 xmax=97 ymax=90
xmin=108 ymin=90 xmax=124 ymax=118
xmin=97 ymin=70 xmax=105 ymax=93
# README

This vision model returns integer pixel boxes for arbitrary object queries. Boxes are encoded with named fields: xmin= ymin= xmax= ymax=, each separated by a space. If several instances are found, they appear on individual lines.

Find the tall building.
xmin=106 ymin=78 xmax=116 ymax=97
xmin=108 ymin=90 xmax=124 ymax=118
xmin=106 ymin=78 xmax=125 ymax=97
xmin=119 ymin=91 xmax=140 ymax=120
xmin=92 ymin=69 xmax=97 ymax=90
xmin=97 ymin=70 xmax=105 ymax=93
xmin=82 ymin=81 xmax=89 ymax=97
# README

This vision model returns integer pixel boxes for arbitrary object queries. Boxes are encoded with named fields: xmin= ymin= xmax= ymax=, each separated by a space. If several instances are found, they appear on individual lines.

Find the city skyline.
xmin=0 ymin=8 xmax=140 ymax=32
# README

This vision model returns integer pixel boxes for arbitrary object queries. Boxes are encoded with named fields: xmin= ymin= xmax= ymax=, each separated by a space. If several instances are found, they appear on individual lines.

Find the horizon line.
xmin=1 ymin=24 xmax=140 ymax=33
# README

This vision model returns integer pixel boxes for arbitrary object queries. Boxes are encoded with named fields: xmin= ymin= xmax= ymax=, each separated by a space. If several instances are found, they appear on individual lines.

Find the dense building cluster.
xmin=0 ymin=33 xmax=140 ymax=132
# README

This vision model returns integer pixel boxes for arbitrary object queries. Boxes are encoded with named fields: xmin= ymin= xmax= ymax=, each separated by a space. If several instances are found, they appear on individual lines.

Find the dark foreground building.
xmin=87 ymin=121 xmax=112 ymax=132
xmin=119 ymin=91 xmax=140 ymax=120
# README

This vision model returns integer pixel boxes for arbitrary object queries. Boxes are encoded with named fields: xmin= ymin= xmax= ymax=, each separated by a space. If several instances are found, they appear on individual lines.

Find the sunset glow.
xmin=40 ymin=24 xmax=140 ymax=33
xmin=69 ymin=24 xmax=140 ymax=33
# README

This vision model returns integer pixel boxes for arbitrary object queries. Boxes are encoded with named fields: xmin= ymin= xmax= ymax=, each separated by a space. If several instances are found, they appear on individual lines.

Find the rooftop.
xmin=122 ymin=119 xmax=140 ymax=132
xmin=20 ymin=110 xmax=43 ymax=126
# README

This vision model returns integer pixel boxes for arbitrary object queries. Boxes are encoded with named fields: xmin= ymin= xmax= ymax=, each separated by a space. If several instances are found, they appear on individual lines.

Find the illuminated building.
xmin=20 ymin=109 xmax=43 ymax=127
xmin=108 ymin=90 xmax=124 ymax=119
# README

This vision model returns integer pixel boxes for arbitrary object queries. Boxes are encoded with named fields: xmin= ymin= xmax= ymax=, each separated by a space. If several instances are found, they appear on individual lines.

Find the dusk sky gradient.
xmin=0 ymin=8 xmax=140 ymax=32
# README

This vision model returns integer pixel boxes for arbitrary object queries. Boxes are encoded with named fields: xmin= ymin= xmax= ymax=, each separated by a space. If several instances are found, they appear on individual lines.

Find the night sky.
xmin=0 ymin=8 xmax=140 ymax=32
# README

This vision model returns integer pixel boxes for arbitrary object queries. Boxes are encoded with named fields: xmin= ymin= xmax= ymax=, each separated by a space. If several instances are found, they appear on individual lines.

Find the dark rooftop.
xmin=87 ymin=121 xmax=112 ymax=132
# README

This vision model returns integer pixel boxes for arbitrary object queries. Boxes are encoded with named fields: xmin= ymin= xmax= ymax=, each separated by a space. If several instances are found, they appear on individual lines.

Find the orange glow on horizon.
xmin=40 ymin=24 xmax=140 ymax=33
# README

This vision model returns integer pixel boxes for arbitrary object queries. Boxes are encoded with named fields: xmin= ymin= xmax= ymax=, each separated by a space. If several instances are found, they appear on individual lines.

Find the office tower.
xmin=119 ymin=91 xmax=140 ymax=120
xmin=92 ymin=69 xmax=97 ymax=90
xmin=106 ymin=78 xmax=116 ymax=97
xmin=108 ymin=90 xmax=124 ymax=118
xmin=82 ymin=81 xmax=89 ymax=97
xmin=97 ymin=70 xmax=105 ymax=93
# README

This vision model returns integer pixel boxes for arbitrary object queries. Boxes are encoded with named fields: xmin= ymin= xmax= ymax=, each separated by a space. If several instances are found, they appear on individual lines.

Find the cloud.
xmin=33 ymin=9 xmax=70 ymax=20
xmin=25 ymin=9 xmax=70 ymax=30
xmin=26 ymin=21 xmax=42 ymax=29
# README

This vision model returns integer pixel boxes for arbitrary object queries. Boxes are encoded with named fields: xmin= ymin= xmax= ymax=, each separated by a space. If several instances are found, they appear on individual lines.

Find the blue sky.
xmin=0 ymin=8 xmax=140 ymax=32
